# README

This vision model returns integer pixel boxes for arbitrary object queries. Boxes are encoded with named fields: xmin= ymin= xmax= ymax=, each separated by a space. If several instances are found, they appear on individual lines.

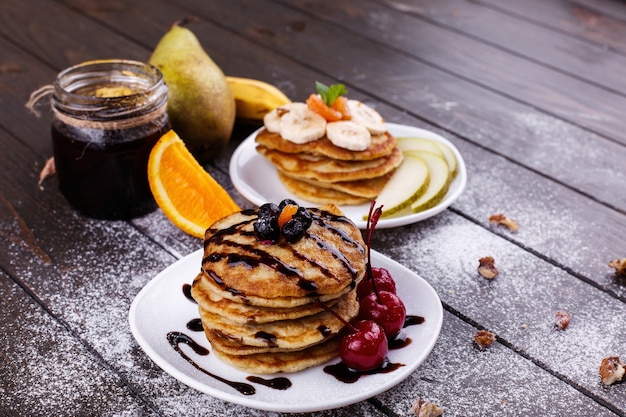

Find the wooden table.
xmin=1 ymin=0 xmax=625 ymax=415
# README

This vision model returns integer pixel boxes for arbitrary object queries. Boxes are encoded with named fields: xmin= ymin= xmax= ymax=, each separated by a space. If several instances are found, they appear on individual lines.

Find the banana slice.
xmin=263 ymin=102 xmax=308 ymax=133
xmin=347 ymin=100 xmax=386 ymax=135
xmin=279 ymin=106 xmax=327 ymax=144
xmin=326 ymin=121 xmax=371 ymax=151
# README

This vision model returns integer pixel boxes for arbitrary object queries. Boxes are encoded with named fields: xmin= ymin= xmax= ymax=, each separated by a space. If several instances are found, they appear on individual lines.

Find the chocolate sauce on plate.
xmin=324 ymin=359 xmax=403 ymax=384
xmin=186 ymin=318 xmax=203 ymax=332
xmin=167 ymin=331 xmax=256 ymax=396
xmin=182 ymin=283 xmax=196 ymax=303
xmin=246 ymin=375 xmax=292 ymax=390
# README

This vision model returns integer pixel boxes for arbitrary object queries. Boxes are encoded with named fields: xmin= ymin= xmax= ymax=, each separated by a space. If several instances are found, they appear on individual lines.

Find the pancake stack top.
xmin=191 ymin=203 xmax=366 ymax=374
xmin=255 ymin=90 xmax=402 ymax=205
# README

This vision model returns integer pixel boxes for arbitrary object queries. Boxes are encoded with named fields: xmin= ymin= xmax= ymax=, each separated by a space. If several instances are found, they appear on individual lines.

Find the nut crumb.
xmin=599 ymin=356 xmax=625 ymax=386
xmin=478 ymin=256 xmax=499 ymax=279
xmin=412 ymin=398 xmax=444 ymax=417
xmin=608 ymin=258 xmax=626 ymax=276
xmin=489 ymin=213 xmax=519 ymax=232
xmin=554 ymin=310 xmax=571 ymax=330
xmin=473 ymin=329 xmax=496 ymax=349
xmin=521 ymin=323 xmax=529 ymax=329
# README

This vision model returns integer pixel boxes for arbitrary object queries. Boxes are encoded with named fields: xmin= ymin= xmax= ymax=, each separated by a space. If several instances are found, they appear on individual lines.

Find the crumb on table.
xmin=489 ymin=213 xmax=519 ymax=232
xmin=599 ymin=356 xmax=625 ymax=386
xmin=478 ymin=256 xmax=499 ymax=279
xmin=608 ymin=258 xmax=626 ymax=276
xmin=412 ymin=398 xmax=444 ymax=417
xmin=473 ymin=329 xmax=496 ymax=349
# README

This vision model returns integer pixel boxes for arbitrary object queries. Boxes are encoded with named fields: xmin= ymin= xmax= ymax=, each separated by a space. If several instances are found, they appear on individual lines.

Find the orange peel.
xmin=147 ymin=130 xmax=240 ymax=238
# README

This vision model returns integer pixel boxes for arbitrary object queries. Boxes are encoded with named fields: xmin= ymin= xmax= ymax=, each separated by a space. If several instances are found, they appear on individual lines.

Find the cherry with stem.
xmin=357 ymin=201 xmax=397 ymax=298
xmin=314 ymin=299 xmax=388 ymax=371
xmin=358 ymin=200 xmax=406 ymax=338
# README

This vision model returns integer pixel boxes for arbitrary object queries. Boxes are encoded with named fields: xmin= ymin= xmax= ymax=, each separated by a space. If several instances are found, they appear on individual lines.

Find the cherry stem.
xmin=365 ymin=200 xmax=383 ymax=300
xmin=314 ymin=299 xmax=358 ymax=333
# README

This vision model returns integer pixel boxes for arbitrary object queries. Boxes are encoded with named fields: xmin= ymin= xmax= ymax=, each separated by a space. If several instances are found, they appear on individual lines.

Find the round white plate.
xmin=229 ymin=122 xmax=467 ymax=229
xmin=129 ymin=249 xmax=443 ymax=413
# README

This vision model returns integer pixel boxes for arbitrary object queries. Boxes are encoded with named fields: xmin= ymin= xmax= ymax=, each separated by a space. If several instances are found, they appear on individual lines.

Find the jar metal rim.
xmin=52 ymin=59 xmax=168 ymax=121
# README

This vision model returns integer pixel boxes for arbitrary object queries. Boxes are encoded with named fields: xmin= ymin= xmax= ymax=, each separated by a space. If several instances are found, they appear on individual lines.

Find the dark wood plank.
xmin=0 ymin=0 xmax=147 ymax=70
xmin=373 ymin=0 xmax=626 ymax=95
xmin=476 ymin=0 xmax=626 ymax=54
xmin=0 ymin=271 xmax=157 ymax=416
xmin=374 ymin=210 xmax=626 ymax=414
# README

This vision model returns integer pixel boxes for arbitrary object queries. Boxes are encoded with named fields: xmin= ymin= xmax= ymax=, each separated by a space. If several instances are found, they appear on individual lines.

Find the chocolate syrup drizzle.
xmin=182 ymin=283 xmax=196 ymax=303
xmin=201 ymin=210 xmax=365 ymax=298
xmin=167 ymin=331 xmax=255 ymax=395
xmin=186 ymin=318 xmax=203 ymax=332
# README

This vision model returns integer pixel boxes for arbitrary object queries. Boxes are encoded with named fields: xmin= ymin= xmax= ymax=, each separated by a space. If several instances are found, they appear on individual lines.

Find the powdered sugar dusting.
xmin=452 ymin=136 xmax=626 ymax=299
xmin=0 ymin=273 xmax=152 ymax=416
xmin=375 ymin=211 xmax=626 ymax=412
xmin=511 ymin=112 xmax=626 ymax=208
xmin=376 ymin=313 xmax=619 ymax=417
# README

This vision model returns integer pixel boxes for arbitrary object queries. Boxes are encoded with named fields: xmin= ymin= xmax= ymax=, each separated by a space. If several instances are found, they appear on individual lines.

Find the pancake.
xmin=256 ymin=144 xmax=403 ymax=183
xmin=277 ymin=171 xmax=370 ymax=205
xmin=201 ymin=208 xmax=366 ymax=302
xmin=199 ymin=290 xmax=358 ymax=351
xmin=255 ymin=128 xmax=398 ymax=161
xmin=194 ymin=268 xmax=357 ymax=309
xmin=211 ymin=336 xmax=341 ymax=374
xmin=191 ymin=272 xmax=343 ymax=324
xmin=278 ymin=170 xmax=392 ymax=199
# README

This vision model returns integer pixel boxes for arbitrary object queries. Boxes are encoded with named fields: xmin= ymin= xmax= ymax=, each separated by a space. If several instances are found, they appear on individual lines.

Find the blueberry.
xmin=282 ymin=219 xmax=306 ymax=243
xmin=254 ymin=217 xmax=280 ymax=242
xmin=279 ymin=199 xmax=298 ymax=210
xmin=294 ymin=206 xmax=312 ymax=228
xmin=258 ymin=202 xmax=280 ymax=219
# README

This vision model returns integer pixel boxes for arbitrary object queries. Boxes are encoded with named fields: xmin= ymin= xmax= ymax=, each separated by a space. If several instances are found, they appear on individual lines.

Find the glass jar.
xmin=51 ymin=59 xmax=170 ymax=220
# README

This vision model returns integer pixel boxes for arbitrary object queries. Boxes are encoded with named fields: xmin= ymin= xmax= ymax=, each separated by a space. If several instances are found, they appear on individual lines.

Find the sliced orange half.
xmin=147 ymin=130 xmax=240 ymax=238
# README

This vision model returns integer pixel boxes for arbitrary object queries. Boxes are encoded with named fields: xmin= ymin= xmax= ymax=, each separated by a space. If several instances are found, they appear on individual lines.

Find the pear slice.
xmin=435 ymin=142 xmax=458 ymax=178
xmin=366 ymin=154 xmax=430 ymax=219
xmin=396 ymin=137 xmax=444 ymax=157
xmin=408 ymin=151 xmax=451 ymax=213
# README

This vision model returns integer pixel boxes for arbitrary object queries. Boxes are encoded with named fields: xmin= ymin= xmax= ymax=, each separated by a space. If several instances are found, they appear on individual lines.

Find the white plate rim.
xmin=229 ymin=122 xmax=467 ymax=229
xmin=129 ymin=249 xmax=443 ymax=413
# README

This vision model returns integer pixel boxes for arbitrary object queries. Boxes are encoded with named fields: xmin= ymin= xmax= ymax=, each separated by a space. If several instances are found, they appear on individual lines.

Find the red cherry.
xmin=339 ymin=320 xmax=388 ymax=371
xmin=358 ymin=290 xmax=406 ymax=338
xmin=357 ymin=266 xmax=397 ymax=300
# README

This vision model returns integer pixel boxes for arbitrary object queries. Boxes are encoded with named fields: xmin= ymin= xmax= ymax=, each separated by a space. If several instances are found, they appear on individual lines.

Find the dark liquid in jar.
xmin=52 ymin=120 xmax=169 ymax=219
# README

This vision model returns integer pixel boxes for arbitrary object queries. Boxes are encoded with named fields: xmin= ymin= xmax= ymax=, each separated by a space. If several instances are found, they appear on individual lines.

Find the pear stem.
xmin=171 ymin=16 xmax=198 ymax=30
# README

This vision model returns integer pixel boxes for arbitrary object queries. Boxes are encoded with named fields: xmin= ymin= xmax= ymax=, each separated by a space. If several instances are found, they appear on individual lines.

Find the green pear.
xmin=150 ymin=20 xmax=235 ymax=163
xmin=365 ymin=155 xmax=430 ymax=219
xmin=408 ymin=151 xmax=451 ymax=213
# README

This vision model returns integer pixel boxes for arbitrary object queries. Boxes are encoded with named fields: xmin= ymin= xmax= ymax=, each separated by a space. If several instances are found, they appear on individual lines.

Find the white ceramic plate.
xmin=129 ymin=249 xmax=443 ymax=413
xmin=229 ymin=122 xmax=467 ymax=229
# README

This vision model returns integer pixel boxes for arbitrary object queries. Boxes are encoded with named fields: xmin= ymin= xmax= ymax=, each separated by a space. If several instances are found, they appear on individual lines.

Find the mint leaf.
xmin=315 ymin=81 xmax=348 ymax=106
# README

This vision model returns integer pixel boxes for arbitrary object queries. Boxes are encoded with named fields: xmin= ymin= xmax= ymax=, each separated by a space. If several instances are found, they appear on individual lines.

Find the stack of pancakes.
xmin=255 ymin=128 xmax=403 ymax=205
xmin=191 ymin=205 xmax=366 ymax=374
